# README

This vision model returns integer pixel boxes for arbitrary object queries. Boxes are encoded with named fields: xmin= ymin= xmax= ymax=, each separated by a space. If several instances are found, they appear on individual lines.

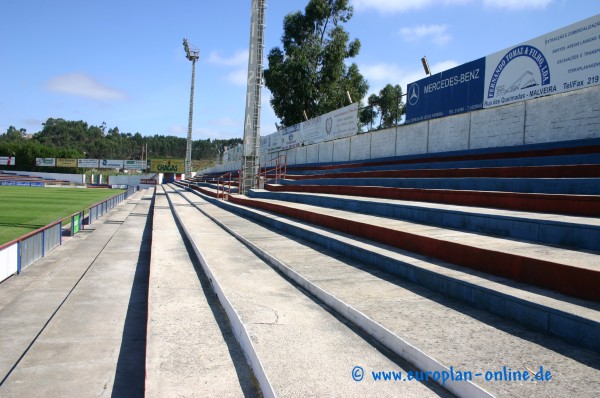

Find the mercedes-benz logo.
xmin=408 ymin=83 xmax=420 ymax=106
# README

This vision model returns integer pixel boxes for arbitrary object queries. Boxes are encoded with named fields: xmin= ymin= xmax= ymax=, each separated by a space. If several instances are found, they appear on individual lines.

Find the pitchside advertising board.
xmin=36 ymin=158 xmax=56 ymax=167
xmin=123 ymin=160 xmax=147 ymax=170
xmin=78 ymin=159 xmax=99 ymax=168
xmin=406 ymin=14 xmax=600 ymax=124
xmin=0 ymin=156 xmax=16 ymax=166
xmin=99 ymin=159 xmax=124 ymax=169
xmin=56 ymin=158 xmax=78 ymax=167
xmin=149 ymin=159 xmax=184 ymax=173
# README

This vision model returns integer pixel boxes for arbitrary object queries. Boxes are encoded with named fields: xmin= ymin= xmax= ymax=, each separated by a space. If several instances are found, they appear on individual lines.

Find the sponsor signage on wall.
xmin=56 ymin=158 xmax=78 ymax=167
xmin=123 ymin=160 xmax=147 ymax=170
xmin=405 ymin=58 xmax=485 ymax=124
xmin=281 ymin=124 xmax=301 ymax=150
xmin=406 ymin=14 xmax=600 ymax=124
xmin=99 ymin=159 xmax=124 ymax=169
xmin=0 ymin=156 xmax=16 ymax=166
xmin=78 ymin=159 xmax=99 ymax=168
xmin=222 ymin=103 xmax=360 ymax=159
xmin=262 ymin=103 xmax=359 ymax=154
xmin=36 ymin=158 xmax=56 ymax=167
xmin=149 ymin=159 xmax=184 ymax=173
xmin=484 ymin=14 xmax=600 ymax=108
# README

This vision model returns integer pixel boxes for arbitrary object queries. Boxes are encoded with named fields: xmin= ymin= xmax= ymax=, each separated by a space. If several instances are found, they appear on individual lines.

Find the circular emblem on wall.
xmin=408 ymin=83 xmax=420 ymax=106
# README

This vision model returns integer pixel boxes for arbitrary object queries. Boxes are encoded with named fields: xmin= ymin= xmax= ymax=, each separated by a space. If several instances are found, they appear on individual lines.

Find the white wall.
xmin=333 ymin=138 xmax=351 ymax=162
xmin=199 ymin=85 xmax=600 ymax=174
xmin=350 ymin=133 xmax=371 ymax=161
xmin=370 ymin=129 xmax=397 ymax=159
xmin=396 ymin=123 xmax=428 ymax=156
xmin=525 ymin=86 xmax=600 ymax=144
xmin=318 ymin=141 xmax=334 ymax=163
xmin=428 ymin=114 xmax=471 ymax=153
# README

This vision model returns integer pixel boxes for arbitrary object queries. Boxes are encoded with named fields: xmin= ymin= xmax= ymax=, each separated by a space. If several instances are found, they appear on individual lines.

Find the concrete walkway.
xmin=163 ymin=184 xmax=449 ymax=398
xmin=0 ymin=188 xmax=153 ymax=397
xmin=146 ymin=186 xmax=258 ymax=397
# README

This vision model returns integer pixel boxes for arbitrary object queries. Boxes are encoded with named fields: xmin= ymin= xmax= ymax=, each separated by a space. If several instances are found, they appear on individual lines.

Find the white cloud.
xmin=483 ymin=0 xmax=553 ymax=10
xmin=352 ymin=0 xmax=550 ymax=13
xmin=352 ymin=0 xmax=472 ymax=13
xmin=227 ymin=69 xmax=248 ymax=86
xmin=361 ymin=63 xmax=404 ymax=84
xmin=398 ymin=24 xmax=451 ymax=45
xmin=207 ymin=50 xmax=249 ymax=66
xmin=46 ymin=73 xmax=127 ymax=101
xmin=360 ymin=60 xmax=460 ymax=96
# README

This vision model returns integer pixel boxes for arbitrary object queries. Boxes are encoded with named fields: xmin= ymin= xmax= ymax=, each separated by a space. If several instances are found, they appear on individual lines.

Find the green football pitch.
xmin=0 ymin=186 xmax=124 ymax=245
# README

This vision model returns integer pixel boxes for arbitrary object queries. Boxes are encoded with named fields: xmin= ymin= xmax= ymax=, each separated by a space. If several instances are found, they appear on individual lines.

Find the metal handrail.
xmin=216 ymin=171 xmax=237 ymax=199
xmin=260 ymin=155 xmax=287 ymax=185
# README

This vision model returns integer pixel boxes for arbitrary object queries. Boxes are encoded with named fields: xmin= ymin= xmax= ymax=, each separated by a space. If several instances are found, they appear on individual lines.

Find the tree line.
xmin=0 ymin=119 xmax=241 ymax=172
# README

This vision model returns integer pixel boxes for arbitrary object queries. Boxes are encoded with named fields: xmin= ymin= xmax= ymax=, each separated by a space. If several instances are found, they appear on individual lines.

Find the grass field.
xmin=0 ymin=186 xmax=124 ymax=245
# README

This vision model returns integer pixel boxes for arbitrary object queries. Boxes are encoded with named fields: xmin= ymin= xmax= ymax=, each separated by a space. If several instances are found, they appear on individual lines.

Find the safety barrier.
xmin=0 ymin=186 xmax=138 ymax=283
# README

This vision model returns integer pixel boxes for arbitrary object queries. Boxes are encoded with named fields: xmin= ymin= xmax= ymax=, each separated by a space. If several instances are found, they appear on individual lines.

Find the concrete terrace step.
xmin=167 ymin=184 xmax=600 ymax=398
xmin=227 ymin=196 xmax=600 ymax=302
xmin=265 ymin=183 xmax=600 ymax=217
xmin=285 ymin=164 xmax=600 ymax=180
xmin=247 ymin=190 xmax=600 ymax=252
xmin=287 ymin=153 xmax=600 ymax=175
xmin=286 ymin=139 xmax=600 ymax=174
xmin=146 ymin=186 xmax=258 ymax=397
xmin=162 ymin=184 xmax=448 ymax=398
xmin=172 ymin=183 xmax=600 ymax=352
xmin=276 ymin=176 xmax=600 ymax=195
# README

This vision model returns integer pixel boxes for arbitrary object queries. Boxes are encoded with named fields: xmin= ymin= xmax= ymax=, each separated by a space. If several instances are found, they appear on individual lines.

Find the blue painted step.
xmin=277 ymin=177 xmax=600 ymax=195
xmin=247 ymin=190 xmax=600 ymax=252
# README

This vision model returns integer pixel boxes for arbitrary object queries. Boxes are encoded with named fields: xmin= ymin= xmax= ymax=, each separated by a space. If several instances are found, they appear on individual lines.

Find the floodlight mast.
xmin=241 ymin=0 xmax=266 ymax=194
xmin=183 ymin=38 xmax=199 ymax=178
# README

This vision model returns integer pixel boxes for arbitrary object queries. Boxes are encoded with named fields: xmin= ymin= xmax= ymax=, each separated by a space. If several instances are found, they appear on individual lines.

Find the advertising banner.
xmin=268 ymin=131 xmax=282 ymax=153
xmin=78 ymin=159 xmax=99 ymax=168
xmin=484 ymin=14 xmax=600 ymax=108
xmin=99 ymin=159 xmax=124 ymax=169
xmin=36 ymin=158 xmax=56 ymax=167
xmin=302 ymin=115 xmax=324 ymax=146
xmin=0 ymin=156 xmax=16 ymax=166
xmin=260 ymin=135 xmax=270 ymax=154
xmin=150 ymin=159 xmax=184 ymax=173
xmin=405 ymin=14 xmax=600 ymax=123
xmin=406 ymin=58 xmax=485 ymax=124
xmin=326 ymin=102 xmax=360 ymax=140
xmin=263 ymin=103 xmax=359 ymax=153
xmin=281 ymin=124 xmax=301 ymax=150
xmin=56 ymin=158 xmax=78 ymax=167
xmin=123 ymin=160 xmax=147 ymax=170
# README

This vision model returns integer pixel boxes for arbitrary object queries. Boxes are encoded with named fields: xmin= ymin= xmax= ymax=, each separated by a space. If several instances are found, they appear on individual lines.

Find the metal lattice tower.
xmin=241 ymin=0 xmax=266 ymax=194
xmin=183 ymin=38 xmax=199 ymax=178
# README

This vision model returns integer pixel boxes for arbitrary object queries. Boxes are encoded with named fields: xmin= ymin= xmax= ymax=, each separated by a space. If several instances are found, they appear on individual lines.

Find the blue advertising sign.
xmin=405 ymin=57 xmax=486 ymax=124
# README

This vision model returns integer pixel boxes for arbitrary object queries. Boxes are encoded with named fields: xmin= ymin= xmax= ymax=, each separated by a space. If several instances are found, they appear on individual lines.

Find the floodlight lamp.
xmin=421 ymin=56 xmax=431 ymax=76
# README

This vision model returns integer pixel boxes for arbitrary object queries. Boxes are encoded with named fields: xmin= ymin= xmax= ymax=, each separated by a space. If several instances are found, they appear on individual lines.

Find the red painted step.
xmin=286 ymin=164 xmax=600 ymax=180
xmin=229 ymin=195 xmax=600 ymax=302
xmin=287 ymin=144 xmax=600 ymax=172
xmin=265 ymin=183 xmax=600 ymax=217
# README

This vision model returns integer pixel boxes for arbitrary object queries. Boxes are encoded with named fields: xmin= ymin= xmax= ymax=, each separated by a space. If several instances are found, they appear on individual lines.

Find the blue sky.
xmin=1 ymin=0 xmax=598 ymax=140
